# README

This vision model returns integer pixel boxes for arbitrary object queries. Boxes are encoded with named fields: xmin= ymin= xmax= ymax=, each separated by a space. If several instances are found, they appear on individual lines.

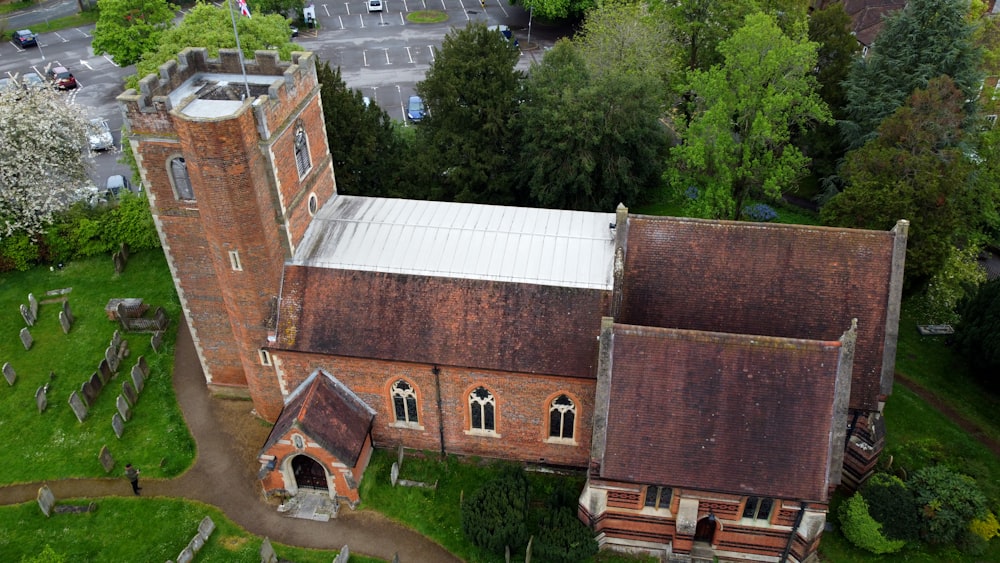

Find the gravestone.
xmin=131 ymin=365 xmax=145 ymax=394
xmin=28 ymin=292 xmax=38 ymax=318
xmin=35 ymin=385 xmax=47 ymax=412
xmin=20 ymin=328 xmax=32 ymax=351
xmin=59 ymin=310 xmax=72 ymax=334
xmin=105 ymin=346 xmax=119 ymax=373
xmin=3 ymin=363 xmax=14 ymax=386
xmin=68 ymin=391 xmax=88 ymax=422
xmin=260 ymin=538 xmax=278 ymax=563
xmin=398 ymin=443 xmax=404 ymax=468
xmin=392 ymin=553 xmax=399 ymax=563
xmin=136 ymin=356 xmax=149 ymax=378
xmin=122 ymin=380 xmax=137 ymax=406
xmin=334 ymin=546 xmax=350 ymax=563
xmin=112 ymin=413 xmax=124 ymax=438
xmin=151 ymin=330 xmax=164 ymax=352
xmin=98 ymin=360 xmax=112 ymax=384
xmin=187 ymin=534 xmax=204 ymax=553
xmin=116 ymin=395 xmax=131 ymax=421
xmin=176 ymin=547 xmax=193 ymax=563
xmin=111 ymin=330 xmax=122 ymax=351
xmin=62 ymin=300 xmax=74 ymax=325
xmin=117 ymin=339 xmax=130 ymax=360
xmin=391 ymin=462 xmax=399 ymax=486
xmin=113 ymin=251 xmax=125 ymax=274
xmin=37 ymin=485 xmax=55 ymax=517
xmin=20 ymin=304 xmax=35 ymax=327
xmin=98 ymin=445 xmax=115 ymax=473
xmin=198 ymin=516 xmax=215 ymax=540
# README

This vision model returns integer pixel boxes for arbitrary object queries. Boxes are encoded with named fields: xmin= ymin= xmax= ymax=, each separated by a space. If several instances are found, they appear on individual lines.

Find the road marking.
xmin=496 ymin=1 xmax=508 ymax=16
xmin=103 ymin=54 xmax=120 ymax=66
xmin=459 ymin=0 xmax=469 ymax=19
xmin=75 ymin=28 xmax=92 ymax=38
xmin=360 ymin=14 xmax=365 ymax=27
xmin=406 ymin=47 xmax=414 ymax=64
xmin=345 ymin=2 xmax=351 ymax=14
xmin=339 ymin=15 xmax=345 ymax=29
xmin=398 ymin=85 xmax=407 ymax=127
xmin=429 ymin=45 xmax=436 ymax=61
xmin=403 ymin=0 xmax=409 ymax=10
xmin=400 ymin=12 xmax=405 ymax=24
xmin=79 ymin=60 xmax=93 ymax=70
xmin=384 ymin=48 xmax=391 ymax=64
xmin=422 ymin=0 xmax=426 ymax=8
xmin=440 ymin=0 xmax=446 ymax=9
xmin=363 ymin=50 xmax=369 ymax=67
xmin=53 ymin=32 xmax=69 ymax=43
xmin=323 ymin=4 xmax=331 ymax=16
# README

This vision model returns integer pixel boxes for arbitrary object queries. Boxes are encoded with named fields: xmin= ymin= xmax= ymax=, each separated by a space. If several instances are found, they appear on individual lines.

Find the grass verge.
xmin=0 ymin=251 xmax=194 ymax=484
xmin=406 ymin=10 xmax=448 ymax=23
xmin=7 ymin=11 xmax=99 ymax=33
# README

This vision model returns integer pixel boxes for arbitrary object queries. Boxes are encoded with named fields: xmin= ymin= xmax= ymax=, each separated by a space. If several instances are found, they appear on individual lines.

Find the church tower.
xmin=118 ymin=49 xmax=337 ymax=420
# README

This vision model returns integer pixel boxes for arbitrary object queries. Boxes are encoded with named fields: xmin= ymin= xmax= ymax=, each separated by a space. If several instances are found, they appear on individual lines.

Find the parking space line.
xmin=406 ymin=47 xmax=414 ymax=64
xmin=422 ymin=0 xmax=426 ymax=9
xmin=384 ymin=48 xmax=391 ymax=64
xmin=363 ymin=50 xmax=369 ymax=66
xmin=103 ymin=54 xmax=120 ymax=67
xmin=345 ymin=2 xmax=351 ymax=14
xmin=429 ymin=45 xmax=436 ymax=61
xmin=52 ymin=32 xmax=70 ymax=43
xmin=360 ymin=14 xmax=365 ymax=27
xmin=440 ymin=0 xmax=446 ymax=9
xmin=339 ymin=15 xmax=345 ymax=29
xmin=75 ymin=28 xmax=92 ymax=38
xmin=398 ymin=85 xmax=407 ymax=126
xmin=459 ymin=0 xmax=470 ymax=19
xmin=400 ymin=12 xmax=405 ymax=24
xmin=323 ymin=4 xmax=331 ymax=16
xmin=403 ymin=0 xmax=409 ymax=10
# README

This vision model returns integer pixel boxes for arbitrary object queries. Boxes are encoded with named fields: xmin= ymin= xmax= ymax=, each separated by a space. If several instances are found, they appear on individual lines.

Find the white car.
xmin=368 ymin=0 xmax=383 ymax=12
xmin=88 ymin=119 xmax=114 ymax=151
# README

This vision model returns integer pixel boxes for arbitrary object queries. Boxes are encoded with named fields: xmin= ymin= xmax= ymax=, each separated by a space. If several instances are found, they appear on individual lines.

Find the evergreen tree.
xmin=953 ymin=278 xmax=1000 ymax=388
xmin=461 ymin=465 xmax=530 ymax=555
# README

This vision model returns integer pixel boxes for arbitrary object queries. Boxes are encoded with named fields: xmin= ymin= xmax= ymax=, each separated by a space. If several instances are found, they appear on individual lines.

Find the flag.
xmin=237 ymin=0 xmax=251 ymax=17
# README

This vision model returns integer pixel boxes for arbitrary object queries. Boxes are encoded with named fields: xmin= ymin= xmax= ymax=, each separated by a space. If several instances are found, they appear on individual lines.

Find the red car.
xmin=46 ymin=66 xmax=77 ymax=90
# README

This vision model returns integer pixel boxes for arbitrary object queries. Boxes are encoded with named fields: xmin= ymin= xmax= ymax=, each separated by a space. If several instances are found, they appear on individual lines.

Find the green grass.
xmin=0 ymin=251 xmax=194 ymax=483
xmin=0 ymin=497 xmax=379 ymax=562
xmin=406 ymin=10 xmax=448 ymax=23
xmin=0 ymin=0 xmax=33 ymax=17
xmin=3 ymin=10 xmax=99 ymax=33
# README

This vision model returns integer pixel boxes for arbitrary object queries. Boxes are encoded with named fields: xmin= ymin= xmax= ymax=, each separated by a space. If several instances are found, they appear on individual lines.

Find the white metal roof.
xmin=292 ymin=196 xmax=617 ymax=290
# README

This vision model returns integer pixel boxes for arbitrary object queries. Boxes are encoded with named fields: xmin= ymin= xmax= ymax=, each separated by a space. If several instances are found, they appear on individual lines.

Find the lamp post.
xmin=527 ymin=7 xmax=532 ymax=50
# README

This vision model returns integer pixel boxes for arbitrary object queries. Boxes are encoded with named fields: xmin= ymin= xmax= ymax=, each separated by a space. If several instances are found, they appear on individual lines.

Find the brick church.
xmin=119 ymin=49 xmax=907 ymax=562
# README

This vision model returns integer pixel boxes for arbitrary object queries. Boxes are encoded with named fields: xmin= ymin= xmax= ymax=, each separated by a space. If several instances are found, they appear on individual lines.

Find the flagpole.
xmin=227 ymin=0 xmax=252 ymax=99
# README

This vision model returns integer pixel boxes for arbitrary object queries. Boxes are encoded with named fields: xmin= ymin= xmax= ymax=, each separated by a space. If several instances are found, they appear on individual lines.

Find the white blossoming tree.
xmin=0 ymin=81 xmax=92 ymax=239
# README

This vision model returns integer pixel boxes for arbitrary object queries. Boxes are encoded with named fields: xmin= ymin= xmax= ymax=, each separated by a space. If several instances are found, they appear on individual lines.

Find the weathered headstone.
xmin=98 ymin=359 xmax=112 ymax=384
xmin=105 ymin=346 xmax=119 ymax=373
xmin=176 ymin=547 xmax=193 ymax=563
xmin=68 ymin=391 xmax=88 ymax=422
xmin=334 ymin=546 xmax=350 ymax=563
xmin=89 ymin=371 xmax=103 ymax=394
xmin=111 ymin=330 xmax=122 ymax=351
xmin=20 ymin=304 xmax=35 ymax=327
xmin=391 ymin=462 xmax=399 ymax=486
xmin=35 ymin=385 xmax=47 ymax=412
xmin=58 ymin=310 xmax=72 ymax=334
xmin=136 ymin=355 xmax=149 ymax=378
xmin=28 ymin=292 xmax=38 ymax=318
xmin=260 ymin=538 xmax=278 ymax=563
xmin=2 ymin=363 xmax=14 ymax=386
xmin=187 ymin=534 xmax=204 ymax=553
xmin=37 ymin=485 xmax=55 ymax=517
xmin=19 ymin=328 xmax=32 ymax=351
xmin=131 ymin=365 xmax=145 ymax=394
xmin=398 ymin=443 xmax=405 ymax=468
xmin=117 ymin=339 xmax=130 ymax=360
xmin=62 ymin=300 xmax=74 ymax=325
xmin=122 ymin=380 xmax=137 ymax=406
xmin=198 ymin=516 xmax=215 ymax=540
xmin=116 ymin=395 xmax=131 ymax=421
xmin=113 ymin=251 xmax=125 ymax=274
xmin=112 ymin=413 xmax=124 ymax=438
xmin=98 ymin=445 xmax=115 ymax=473
xmin=81 ymin=379 xmax=97 ymax=407
xmin=151 ymin=330 xmax=164 ymax=352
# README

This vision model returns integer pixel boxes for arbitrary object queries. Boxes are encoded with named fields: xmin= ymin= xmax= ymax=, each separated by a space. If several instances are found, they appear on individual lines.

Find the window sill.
xmin=544 ymin=437 xmax=577 ymax=446
xmin=389 ymin=421 xmax=424 ymax=431
xmin=464 ymin=429 xmax=501 ymax=438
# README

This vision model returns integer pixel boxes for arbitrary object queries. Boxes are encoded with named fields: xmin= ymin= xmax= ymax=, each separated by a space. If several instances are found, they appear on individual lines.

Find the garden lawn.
xmin=0 ymin=251 xmax=194 ymax=483
xmin=0 ymin=497 xmax=375 ymax=563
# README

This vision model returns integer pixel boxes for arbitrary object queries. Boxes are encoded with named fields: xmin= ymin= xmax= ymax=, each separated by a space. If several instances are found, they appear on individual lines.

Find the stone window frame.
xmin=294 ymin=124 xmax=311 ymax=178
xmin=741 ymin=496 xmax=775 ymax=526
xmin=465 ymin=385 xmax=500 ymax=438
xmin=544 ymin=392 xmax=577 ymax=445
xmin=258 ymin=349 xmax=272 ymax=366
xmin=228 ymin=250 xmax=242 ymax=271
xmin=643 ymin=485 xmax=672 ymax=512
xmin=388 ymin=379 xmax=423 ymax=430
xmin=308 ymin=193 xmax=318 ymax=216
xmin=167 ymin=155 xmax=195 ymax=201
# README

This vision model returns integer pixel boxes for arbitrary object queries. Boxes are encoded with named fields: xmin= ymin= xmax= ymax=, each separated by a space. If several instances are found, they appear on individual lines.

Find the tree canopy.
xmin=0 ymin=83 xmax=92 ymax=238
xmin=92 ymin=0 xmax=178 ymax=67
xmin=668 ymin=12 xmax=830 ymax=220
xmin=954 ymin=278 xmax=1000 ymax=388
xmin=517 ymin=0 xmax=594 ymax=23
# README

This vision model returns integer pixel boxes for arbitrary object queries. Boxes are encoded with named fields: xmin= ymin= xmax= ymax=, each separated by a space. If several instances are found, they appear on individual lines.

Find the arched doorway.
xmin=291 ymin=455 xmax=327 ymax=490
xmin=694 ymin=514 xmax=717 ymax=543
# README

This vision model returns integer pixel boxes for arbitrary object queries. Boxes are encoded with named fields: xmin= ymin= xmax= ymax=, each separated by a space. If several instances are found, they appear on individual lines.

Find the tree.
xmin=516 ymin=40 xmax=667 ymax=211
xmin=909 ymin=465 xmax=988 ymax=545
xmin=953 ymin=278 xmax=1000 ymax=388
xmin=0 ymin=82 xmax=91 ymax=239
xmin=532 ymin=507 xmax=598 ymax=563
xmin=517 ymin=0 xmax=594 ymax=23
xmin=461 ymin=465 xmax=530 ymax=555
xmin=840 ymin=0 xmax=983 ymax=149
xmin=821 ymin=77 xmax=976 ymax=292
xmin=250 ymin=0 xmax=304 ymax=16
xmin=668 ymin=13 xmax=831 ymax=220
xmin=838 ymin=493 xmax=907 ymax=554
xmin=413 ymin=23 xmax=524 ymax=204
xmin=316 ymin=63 xmax=403 ymax=197
xmin=860 ymin=472 xmax=920 ymax=542
xmin=92 ymin=0 xmax=178 ymax=67
xmin=132 ymin=3 xmax=296 ymax=88
xmin=658 ymin=0 xmax=754 ymax=72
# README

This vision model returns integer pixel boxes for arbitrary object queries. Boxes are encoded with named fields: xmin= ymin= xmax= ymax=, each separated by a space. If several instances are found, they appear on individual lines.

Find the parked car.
xmin=362 ymin=96 xmax=372 ymax=107
xmin=88 ymin=119 xmax=114 ymax=151
xmin=21 ymin=72 xmax=45 ymax=88
xmin=11 ymin=30 xmax=36 ymax=48
xmin=368 ymin=0 xmax=383 ymax=12
xmin=406 ymin=95 xmax=425 ymax=122
xmin=105 ymin=175 xmax=131 ymax=198
xmin=46 ymin=66 xmax=77 ymax=90
xmin=489 ymin=25 xmax=519 ymax=47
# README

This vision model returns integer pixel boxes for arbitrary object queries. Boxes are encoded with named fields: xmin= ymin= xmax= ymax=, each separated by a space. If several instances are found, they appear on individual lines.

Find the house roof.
xmin=291 ymin=196 xmax=617 ymax=290
xmin=260 ymin=369 xmax=375 ymax=466
xmin=618 ymin=216 xmax=896 ymax=411
xmin=273 ymin=266 xmax=609 ymax=377
xmin=837 ymin=0 xmax=907 ymax=47
xmin=600 ymin=325 xmax=845 ymax=501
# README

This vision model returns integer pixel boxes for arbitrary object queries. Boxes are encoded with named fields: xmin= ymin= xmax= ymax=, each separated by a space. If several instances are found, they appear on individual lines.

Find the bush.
xmin=838 ymin=493 xmax=907 ymax=554
xmin=742 ymin=203 xmax=778 ymax=222
xmin=860 ymin=472 xmax=919 ymax=541
xmin=909 ymin=465 xmax=989 ymax=545
xmin=461 ymin=465 xmax=530 ymax=555
xmin=0 ymin=232 xmax=40 ymax=271
xmin=532 ymin=507 xmax=598 ymax=563
xmin=969 ymin=511 xmax=1000 ymax=542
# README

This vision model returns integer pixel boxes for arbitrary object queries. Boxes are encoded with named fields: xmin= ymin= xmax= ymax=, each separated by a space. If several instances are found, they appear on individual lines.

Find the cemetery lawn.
xmin=0 ymin=497 xmax=378 ymax=562
xmin=0 ymin=251 xmax=194 ymax=484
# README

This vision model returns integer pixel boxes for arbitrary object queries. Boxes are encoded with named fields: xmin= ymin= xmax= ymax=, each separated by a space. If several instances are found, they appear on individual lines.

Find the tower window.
xmin=228 ymin=250 xmax=242 ymax=271
xmin=170 ymin=157 xmax=194 ymax=200
xmin=294 ymin=127 xmax=311 ymax=177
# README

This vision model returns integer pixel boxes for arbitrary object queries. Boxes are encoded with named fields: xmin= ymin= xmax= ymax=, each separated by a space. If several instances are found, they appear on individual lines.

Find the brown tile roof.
xmin=600 ymin=325 xmax=844 ymax=501
xmin=836 ymin=0 xmax=907 ymax=47
xmin=620 ymin=216 xmax=895 ymax=411
xmin=260 ymin=369 xmax=375 ymax=465
xmin=274 ymin=266 xmax=610 ymax=377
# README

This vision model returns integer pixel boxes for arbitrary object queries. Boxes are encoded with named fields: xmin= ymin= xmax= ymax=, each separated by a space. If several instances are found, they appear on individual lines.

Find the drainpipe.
xmin=433 ymin=365 xmax=446 ymax=458
xmin=780 ymin=501 xmax=808 ymax=563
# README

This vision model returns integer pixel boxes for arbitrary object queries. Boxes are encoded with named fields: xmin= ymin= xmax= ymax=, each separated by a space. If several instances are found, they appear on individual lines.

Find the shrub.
xmin=106 ymin=192 xmax=160 ymax=251
xmin=860 ymin=472 xmax=919 ymax=541
xmin=888 ymin=438 xmax=947 ymax=475
xmin=532 ymin=507 xmax=598 ymax=563
xmin=0 ymin=231 xmax=40 ymax=271
xmin=838 ymin=493 xmax=907 ymax=554
xmin=742 ymin=203 xmax=778 ymax=222
xmin=969 ymin=511 xmax=1000 ymax=542
xmin=909 ymin=465 xmax=989 ymax=545
xmin=461 ymin=465 xmax=530 ymax=555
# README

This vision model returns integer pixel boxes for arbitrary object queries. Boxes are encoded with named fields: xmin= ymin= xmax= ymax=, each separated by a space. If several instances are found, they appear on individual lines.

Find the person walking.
xmin=125 ymin=463 xmax=141 ymax=495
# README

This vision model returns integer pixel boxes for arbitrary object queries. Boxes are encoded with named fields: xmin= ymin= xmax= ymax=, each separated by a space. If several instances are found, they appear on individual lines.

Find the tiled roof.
xmin=260 ymin=369 xmax=375 ymax=465
xmin=619 ymin=216 xmax=895 ymax=411
xmin=600 ymin=325 xmax=844 ymax=501
xmin=274 ymin=266 xmax=609 ymax=377
xmin=836 ymin=0 xmax=908 ymax=47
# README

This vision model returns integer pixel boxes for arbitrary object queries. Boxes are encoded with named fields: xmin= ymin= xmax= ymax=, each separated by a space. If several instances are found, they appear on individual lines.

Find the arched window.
xmin=469 ymin=386 xmax=495 ymax=432
xmin=548 ymin=394 xmax=575 ymax=440
xmin=170 ymin=157 xmax=194 ymax=200
xmin=391 ymin=380 xmax=418 ymax=424
xmin=294 ymin=127 xmax=311 ymax=177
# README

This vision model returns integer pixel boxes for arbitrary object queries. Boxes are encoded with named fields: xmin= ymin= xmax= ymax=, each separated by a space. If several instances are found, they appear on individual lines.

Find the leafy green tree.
xmin=517 ymin=0 xmax=594 ymax=22
xmin=413 ymin=23 xmax=524 ymax=204
xmin=907 ymin=244 xmax=987 ymax=325
xmin=668 ymin=13 xmax=831 ymax=220
xmin=659 ymin=0 xmax=754 ymax=71
xmin=132 ymin=3 xmax=296 ymax=88
xmin=909 ymin=465 xmax=989 ymax=545
xmin=821 ymin=77 xmax=975 ymax=292
xmin=461 ymin=465 xmax=530 ymax=555
xmin=860 ymin=472 xmax=920 ymax=542
xmin=838 ymin=493 xmax=907 ymax=554
xmin=532 ymin=507 xmax=598 ymax=563
xmin=516 ymin=40 xmax=667 ymax=211
xmin=316 ymin=63 xmax=404 ymax=197
xmin=250 ymin=0 xmax=304 ymax=16
xmin=807 ymin=2 xmax=859 ymax=117
xmin=953 ymin=278 xmax=1000 ymax=388
xmin=92 ymin=0 xmax=178 ymax=67
xmin=840 ymin=0 xmax=983 ymax=149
